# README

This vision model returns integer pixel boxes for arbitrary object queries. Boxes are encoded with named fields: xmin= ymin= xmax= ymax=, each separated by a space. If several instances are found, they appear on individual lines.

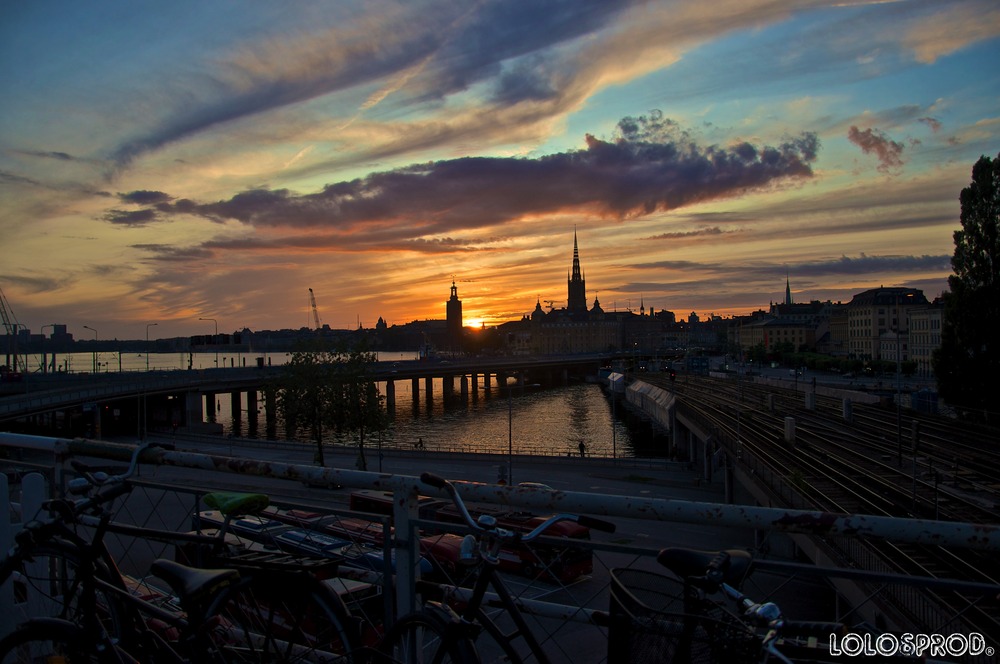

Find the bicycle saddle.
xmin=151 ymin=558 xmax=241 ymax=605
xmin=203 ymin=491 xmax=269 ymax=516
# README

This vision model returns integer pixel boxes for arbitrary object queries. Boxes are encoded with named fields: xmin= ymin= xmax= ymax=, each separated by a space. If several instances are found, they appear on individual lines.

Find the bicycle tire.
xmin=201 ymin=569 xmax=362 ymax=663
xmin=377 ymin=610 xmax=479 ymax=664
xmin=0 ymin=539 xmax=131 ymax=646
xmin=0 ymin=617 xmax=115 ymax=663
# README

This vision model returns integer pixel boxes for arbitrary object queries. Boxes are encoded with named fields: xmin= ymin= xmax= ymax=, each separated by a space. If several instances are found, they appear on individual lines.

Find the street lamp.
xmin=82 ymin=325 xmax=98 ymax=373
xmin=199 ymin=317 xmax=218 ymax=367
xmin=146 ymin=323 xmax=158 ymax=371
xmin=507 ymin=373 xmax=514 ymax=485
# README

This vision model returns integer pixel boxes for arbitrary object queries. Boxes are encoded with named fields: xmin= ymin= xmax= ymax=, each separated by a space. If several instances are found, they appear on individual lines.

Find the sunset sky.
xmin=2 ymin=0 xmax=999 ymax=341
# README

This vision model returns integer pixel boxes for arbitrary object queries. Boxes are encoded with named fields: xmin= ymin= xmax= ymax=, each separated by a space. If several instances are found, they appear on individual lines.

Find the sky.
xmin=2 ymin=0 xmax=999 ymax=341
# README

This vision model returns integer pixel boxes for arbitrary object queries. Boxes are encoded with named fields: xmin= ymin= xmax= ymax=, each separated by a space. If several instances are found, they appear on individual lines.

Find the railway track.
xmin=638 ymin=373 xmax=1000 ymax=640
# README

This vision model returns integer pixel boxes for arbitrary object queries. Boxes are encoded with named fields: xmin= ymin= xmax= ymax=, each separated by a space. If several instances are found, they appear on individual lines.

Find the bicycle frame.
xmin=406 ymin=473 xmax=616 ymax=664
xmin=457 ymin=545 xmax=554 ymax=664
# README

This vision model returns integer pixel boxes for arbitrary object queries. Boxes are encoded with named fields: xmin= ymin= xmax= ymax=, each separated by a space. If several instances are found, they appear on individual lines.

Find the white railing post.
xmin=0 ymin=473 xmax=12 ymax=638
xmin=0 ymin=472 xmax=48 ymax=638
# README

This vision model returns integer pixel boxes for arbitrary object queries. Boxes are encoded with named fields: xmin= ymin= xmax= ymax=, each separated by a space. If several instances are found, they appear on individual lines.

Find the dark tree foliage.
xmin=933 ymin=152 xmax=1000 ymax=422
xmin=274 ymin=339 xmax=386 ymax=469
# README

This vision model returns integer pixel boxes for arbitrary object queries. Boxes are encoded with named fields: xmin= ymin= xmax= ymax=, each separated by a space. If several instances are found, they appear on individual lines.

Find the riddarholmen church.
xmin=508 ymin=231 xmax=632 ymax=354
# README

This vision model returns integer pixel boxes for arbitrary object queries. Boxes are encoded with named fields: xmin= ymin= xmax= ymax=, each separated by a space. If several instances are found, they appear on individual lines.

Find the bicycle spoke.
xmin=204 ymin=572 xmax=358 ymax=663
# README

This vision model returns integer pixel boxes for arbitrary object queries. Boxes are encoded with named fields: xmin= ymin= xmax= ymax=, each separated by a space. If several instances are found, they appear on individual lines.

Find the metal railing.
xmin=2 ymin=432 xmax=998 ymax=658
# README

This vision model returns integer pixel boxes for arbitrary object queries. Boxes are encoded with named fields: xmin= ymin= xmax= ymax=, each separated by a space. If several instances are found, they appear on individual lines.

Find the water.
xmin=212 ymin=381 xmax=662 ymax=460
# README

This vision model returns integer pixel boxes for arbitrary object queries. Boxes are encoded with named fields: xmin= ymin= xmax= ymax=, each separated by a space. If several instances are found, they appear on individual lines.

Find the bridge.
xmin=0 ymin=354 xmax=610 ymax=438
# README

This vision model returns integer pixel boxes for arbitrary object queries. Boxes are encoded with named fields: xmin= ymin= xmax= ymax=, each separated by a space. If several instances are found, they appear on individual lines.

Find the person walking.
xmin=578 ymin=440 xmax=586 ymax=458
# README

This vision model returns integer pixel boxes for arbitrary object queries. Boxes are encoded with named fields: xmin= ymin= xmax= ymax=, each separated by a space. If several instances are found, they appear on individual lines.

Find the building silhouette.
xmin=446 ymin=280 xmax=463 ymax=350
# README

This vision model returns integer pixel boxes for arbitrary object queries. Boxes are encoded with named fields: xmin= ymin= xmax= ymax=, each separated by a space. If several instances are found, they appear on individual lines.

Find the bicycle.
xmin=376 ymin=471 xmax=616 ymax=664
xmin=608 ymin=547 xmax=855 ymax=663
xmin=0 ymin=442 xmax=363 ymax=662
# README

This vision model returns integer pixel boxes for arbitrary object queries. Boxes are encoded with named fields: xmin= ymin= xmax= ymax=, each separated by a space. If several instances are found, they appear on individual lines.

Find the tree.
xmin=933 ymin=152 xmax=1000 ymax=422
xmin=326 ymin=341 xmax=386 ymax=471
xmin=275 ymin=339 xmax=387 ymax=468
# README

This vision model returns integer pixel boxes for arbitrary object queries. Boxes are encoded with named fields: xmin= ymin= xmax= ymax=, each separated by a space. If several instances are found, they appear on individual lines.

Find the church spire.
xmin=785 ymin=272 xmax=792 ymax=305
xmin=567 ymin=228 xmax=587 ymax=312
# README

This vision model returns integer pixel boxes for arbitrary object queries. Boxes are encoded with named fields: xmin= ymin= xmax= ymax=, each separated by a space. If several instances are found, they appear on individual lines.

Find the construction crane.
xmin=308 ymin=288 xmax=322 ymax=330
xmin=0 ymin=287 xmax=24 ymax=377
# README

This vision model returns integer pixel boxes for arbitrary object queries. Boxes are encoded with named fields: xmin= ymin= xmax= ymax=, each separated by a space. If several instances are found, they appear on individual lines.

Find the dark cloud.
xmin=107 ymin=0 xmax=633 ymax=172
xmin=130 ymin=244 xmax=214 ymax=261
xmin=16 ymin=150 xmax=75 ymax=161
xmin=647 ymin=227 xmax=737 ymax=240
xmin=789 ymin=253 xmax=950 ymax=277
xmin=145 ymin=115 xmax=818 ymax=234
xmin=103 ymin=208 xmax=159 ymax=227
xmin=918 ymin=116 xmax=942 ymax=132
xmin=118 ymin=190 xmax=173 ymax=205
xmin=492 ymin=56 xmax=558 ymax=104
xmin=0 ymin=170 xmax=41 ymax=187
xmin=635 ymin=253 xmax=950 ymax=280
xmin=847 ymin=126 xmax=905 ymax=172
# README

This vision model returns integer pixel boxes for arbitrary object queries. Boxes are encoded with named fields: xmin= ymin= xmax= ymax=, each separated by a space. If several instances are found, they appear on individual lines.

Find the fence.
xmin=2 ymin=432 xmax=998 ymax=660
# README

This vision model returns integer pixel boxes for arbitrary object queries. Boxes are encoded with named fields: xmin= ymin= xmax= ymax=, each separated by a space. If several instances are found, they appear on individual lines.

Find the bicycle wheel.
xmin=377 ymin=610 xmax=478 ymax=664
xmin=0 ymin=540 xmax=130 ymax=644
xmin=0 ymin=617 xmax=108 ymax=663
xmin=202 ymin=570 xmax=361 ymax=663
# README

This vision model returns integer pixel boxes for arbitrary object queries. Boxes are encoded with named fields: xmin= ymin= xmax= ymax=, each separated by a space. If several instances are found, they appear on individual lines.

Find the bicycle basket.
xmin=608 ymin=568 xmax=758 ymax=664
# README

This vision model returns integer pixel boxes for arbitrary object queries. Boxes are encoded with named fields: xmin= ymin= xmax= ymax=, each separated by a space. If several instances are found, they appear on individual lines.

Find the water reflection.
xmin=213 ymin=382 xmax=665 ymax=459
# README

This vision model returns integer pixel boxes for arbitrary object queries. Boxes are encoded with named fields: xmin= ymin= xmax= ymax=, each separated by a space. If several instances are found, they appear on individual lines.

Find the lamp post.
xmin=199 ymin=317 xmax=218 ymax=367
xmin=507 ymin=373 xmax=513 ymax=485
xmin=146 ymin=323 xmax=158 ymax=371
xmin=82 ymin=325 xmax=98 ymax=373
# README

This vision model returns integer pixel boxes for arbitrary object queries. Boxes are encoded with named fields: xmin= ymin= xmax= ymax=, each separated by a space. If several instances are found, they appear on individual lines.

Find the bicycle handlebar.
xmin=33 ymin=443 xmax=158 ymax=528
xmin=419 ymin=472 xmax=616 ymax=541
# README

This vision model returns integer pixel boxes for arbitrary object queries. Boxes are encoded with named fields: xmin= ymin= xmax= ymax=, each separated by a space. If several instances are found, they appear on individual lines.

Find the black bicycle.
xmin=609 ymin=547 xmax=859 ymax=663
xmin=0 ymin=442 xmax=362 ymax=662
xmin=376 ymin=472 xmax=616 ymax=664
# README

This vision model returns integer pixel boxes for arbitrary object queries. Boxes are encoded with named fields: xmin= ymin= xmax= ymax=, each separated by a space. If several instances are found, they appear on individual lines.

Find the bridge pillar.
xmin=411 ymin=378 xmax=420 ymax=405
xmin=265 ymin=388 xmax=277 ymax=439
xmin=470 ymin=373 xmax=478 ymax=396
xmin=229 ymin=391 xmax=241 ymax=437
xmin=483 ymin=373 xmax=491 ymax=391
xmin=247 ymin=390 xmax=258 ymax=436
xmin=385 ymin=380 xmax=396 ymax=414
xmin=460 ymin=375 xmax=468 ymax=398
xmin=424 ymin=377 xmax=433 ymax=404
xmin=185 ymin=391 xmax=203 ymax=428
xmin=205 ymin=392 xmax=217 ymax=423
xmin=443 ymin=375 xmax=454 ymax=401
